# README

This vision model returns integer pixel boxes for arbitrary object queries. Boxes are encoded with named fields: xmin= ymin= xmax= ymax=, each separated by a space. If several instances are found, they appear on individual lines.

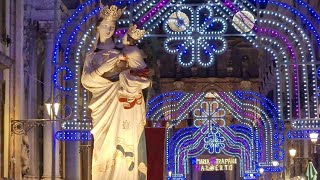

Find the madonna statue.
xmin=81 ymin=4 xmax=149 ymax=180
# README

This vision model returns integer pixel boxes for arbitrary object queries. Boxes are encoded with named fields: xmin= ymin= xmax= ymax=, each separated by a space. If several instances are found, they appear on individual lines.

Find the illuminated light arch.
xmin=51 ymin=0 xmax=320 ymax=143
xmin=147 ymin=91 xmax=284 ymax=179
xmin=49 ymin=0 xmax=320 ymax=179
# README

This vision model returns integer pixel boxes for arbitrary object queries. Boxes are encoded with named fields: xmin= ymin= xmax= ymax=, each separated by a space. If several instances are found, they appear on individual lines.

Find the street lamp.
xmin=272 ymin=160 xmax=279 ymax=167
xmin=287 ymin=147 xmax=313 ymax=179
xmin=309 ymin=132 xmax=320 ymax=154
xmin=45 ymin=98 xmax=60 ymax=180
xmin=289 ymin=148 xmax=297 ymax=158
xmin=168 ymin=171 xmax=172 ymax=180
xmin=272 ymin=160 xmax=281 ymax=179
xmin=309 ymin=132 xmax=319 ymax=144
xmin=45 ymin=100 xmax=60 ymax=118
xmin=259 ymin=168 xmax=264 ymax=180
xmin=259 ymin=168 xmax=264 ymax=174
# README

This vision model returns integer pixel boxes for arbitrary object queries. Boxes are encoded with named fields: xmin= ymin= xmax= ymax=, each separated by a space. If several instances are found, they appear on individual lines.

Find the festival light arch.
xmin=50 ymin=0 xmax=320 ymax=177
xmin=147 ymin=91 xmax=284 ymax=179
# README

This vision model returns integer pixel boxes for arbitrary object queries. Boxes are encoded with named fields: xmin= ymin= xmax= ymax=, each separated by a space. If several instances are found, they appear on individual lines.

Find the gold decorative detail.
xmin=100 ymin=5 xmax=125 ymax=22
xmin=138 ymin=162 xmax=148 ymax=175
xmin=128 ymin=24 xmax=146 ymax=40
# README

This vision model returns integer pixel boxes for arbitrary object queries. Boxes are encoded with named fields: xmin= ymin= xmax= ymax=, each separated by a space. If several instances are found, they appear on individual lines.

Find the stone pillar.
xmin=65 ymin=142 xmax=81 ymax=180
xmin=24 ymin=4 xmax=40 ymax=178
xmin=39 ymin=21 xmax=61 ymax=180
xmin=12 ymin=0 xmax=25 ymax=179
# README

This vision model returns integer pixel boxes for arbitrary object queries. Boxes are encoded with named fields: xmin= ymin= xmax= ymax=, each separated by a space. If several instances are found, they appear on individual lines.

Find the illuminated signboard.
xmin=195 ymin=157 xmax=237 ymax=171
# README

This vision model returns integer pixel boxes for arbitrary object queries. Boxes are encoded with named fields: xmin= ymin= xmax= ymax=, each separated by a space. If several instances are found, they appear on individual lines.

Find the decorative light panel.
xmin=163 ymin=5 xmax=228 ymax=67
xmin=52 ymin=0 xmax=320 ymax=154
xmin=50 ymin=1 xmax=320 ymax=179
xmin=147 ymin=91 xmax=284 ymax=179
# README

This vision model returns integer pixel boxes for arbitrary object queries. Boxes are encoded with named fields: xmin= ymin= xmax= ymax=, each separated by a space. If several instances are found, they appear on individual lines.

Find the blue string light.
xmin=52 ymin=0 xmax=98 ymax=64
xmin=151 ymin=91 xmax=284 ymax=177
xmin=288 ymin=130 xmax=320 ymax=139
xmin=56 ymin=131 xmax=92 ymax=141
xmin=53 ymin=66 xmax=73 ymax=91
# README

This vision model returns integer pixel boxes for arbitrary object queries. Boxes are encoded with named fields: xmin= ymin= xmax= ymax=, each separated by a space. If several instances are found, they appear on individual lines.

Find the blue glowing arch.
xmin=52 ymin=0 xmax=320 ymax=145
xmin=147 ymin=91 xmax=284 ymax=179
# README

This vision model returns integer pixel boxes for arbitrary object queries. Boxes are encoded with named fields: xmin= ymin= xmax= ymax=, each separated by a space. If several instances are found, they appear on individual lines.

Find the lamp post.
xmin=10 ymin=100 xmax=63 ymax=180
xmin=309 ymin=132 xmax=319 ymax=144
xmin=271 ymin=160 xmax=280 ymax=179
xmin=289 ymin=147 xmax=297 ymax=177
xmin=259 ymin=168 xmax=264 ymax=180
xmin=168 ymin=171 xmax=172 ymax=180
xmin=289 ymin=147 xmax=297 ymax=158
xmin=45 ymin=101 xmax=60 ymax=119
xmin=45 ymin=99 xmax=60 ymax=180
xmin=288 ymin=147 xmax=312 ymax=179
xmin=309 ymin=132 xmax=319 ymax=153
xmin=272 ymin=160 xmax=279 ymax=167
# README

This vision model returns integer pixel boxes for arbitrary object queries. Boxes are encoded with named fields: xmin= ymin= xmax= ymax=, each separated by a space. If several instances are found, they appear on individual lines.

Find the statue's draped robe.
xmin=81 ymin=45 xmax=149 ymax=180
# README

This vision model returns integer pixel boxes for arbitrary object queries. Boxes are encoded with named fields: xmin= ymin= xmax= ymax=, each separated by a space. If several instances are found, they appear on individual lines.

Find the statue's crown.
xmin=100 ymin=5 xmax=125 ymax=22
xmin=127 ymin=24 xmax=146 ymax=40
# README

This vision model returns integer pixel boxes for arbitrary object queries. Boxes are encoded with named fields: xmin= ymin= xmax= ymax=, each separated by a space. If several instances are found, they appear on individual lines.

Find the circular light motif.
xmin=168 ymin=11 xmax=190 ymax=32
xmin=232 ymin=11 xmax=255 ymax=33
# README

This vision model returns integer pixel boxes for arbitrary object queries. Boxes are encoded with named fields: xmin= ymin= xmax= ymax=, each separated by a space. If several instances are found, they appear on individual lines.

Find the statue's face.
xmin=97 ymin=20 xmax=116 ymax=40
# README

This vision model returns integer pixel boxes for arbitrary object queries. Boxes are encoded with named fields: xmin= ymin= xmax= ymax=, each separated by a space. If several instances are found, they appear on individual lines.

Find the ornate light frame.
xmin=147 ymin=91 xmax=284 ymax=179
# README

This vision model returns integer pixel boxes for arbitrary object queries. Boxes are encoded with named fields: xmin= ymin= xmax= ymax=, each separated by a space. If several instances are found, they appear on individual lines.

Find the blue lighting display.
xmin=56 ymin=131 xmax=92 ymax=141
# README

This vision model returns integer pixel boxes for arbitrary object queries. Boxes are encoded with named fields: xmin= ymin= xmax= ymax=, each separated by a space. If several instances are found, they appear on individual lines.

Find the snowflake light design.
xmin=164 ymin=5 xmax=228 ymax=68
xmin=193 ymin=101 xmax=226 ymax=133
xmin=204 ymin=130 xmax=225 ymax=154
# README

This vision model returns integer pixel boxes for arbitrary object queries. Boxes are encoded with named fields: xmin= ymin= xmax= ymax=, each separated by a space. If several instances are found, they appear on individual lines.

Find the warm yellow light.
xmin=310 ymin=132 xmax=319 ymax=143
xmin=53 ymin=103 xmax=60 ymax=116
xmin=259 ymin=168 xmax=264 ymax=174
xmin=272 ymin=161 xmax=279 ymax=167
xmin=289 ymin=148 xmax=297 ymax=157
xmin=45 ymin=103 xmax=52 ymax=116
xmin=45 ymin=102 xmax=60 ymax=117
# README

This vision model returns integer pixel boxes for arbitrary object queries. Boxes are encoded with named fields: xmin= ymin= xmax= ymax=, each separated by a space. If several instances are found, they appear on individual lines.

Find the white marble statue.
xmin=81 ymin=5 xmax=149 ymax=180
